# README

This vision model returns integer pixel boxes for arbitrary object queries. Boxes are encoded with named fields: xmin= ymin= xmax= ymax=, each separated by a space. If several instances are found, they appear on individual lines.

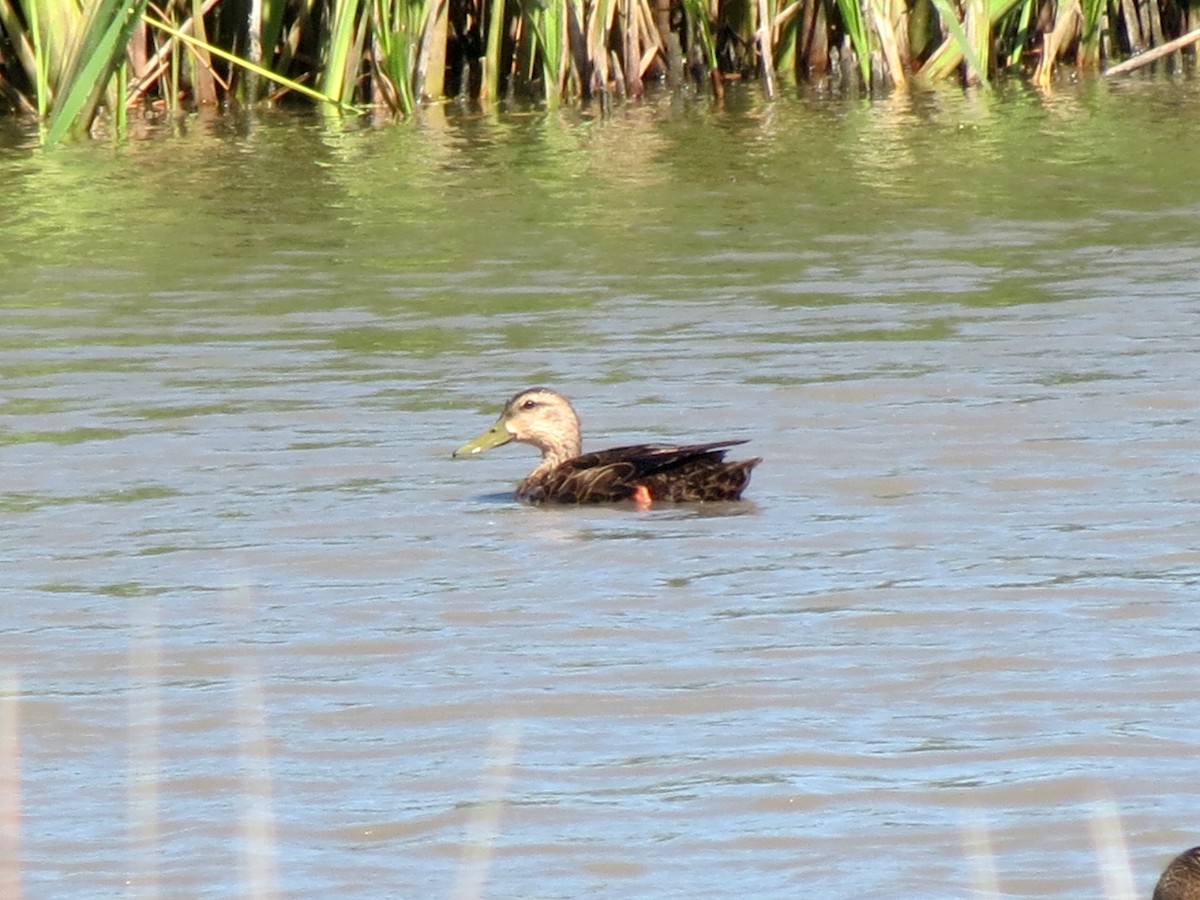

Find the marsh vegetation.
xmin=0 ymin=0 xmax=1198 ymax=138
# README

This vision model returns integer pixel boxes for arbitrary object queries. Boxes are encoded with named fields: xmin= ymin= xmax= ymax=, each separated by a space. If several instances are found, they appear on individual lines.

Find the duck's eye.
xmin=521 ymin=399 xmax=538 ymax=410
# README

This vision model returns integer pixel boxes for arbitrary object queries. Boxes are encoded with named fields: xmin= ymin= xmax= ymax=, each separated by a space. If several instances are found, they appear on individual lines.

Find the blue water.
xmin=3 ymin=82 xmax=1200 ymax=898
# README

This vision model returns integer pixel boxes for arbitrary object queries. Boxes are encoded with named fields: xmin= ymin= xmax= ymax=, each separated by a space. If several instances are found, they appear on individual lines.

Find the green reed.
xmin=1 ymin=0 xmax=1198 ymax=143
xmin=523 ymin=0 xmax=569 ymax=107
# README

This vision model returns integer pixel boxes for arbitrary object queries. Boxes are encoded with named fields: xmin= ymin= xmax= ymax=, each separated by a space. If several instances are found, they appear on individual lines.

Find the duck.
xmin=1155 ymin=847 xmax=1200 ymax=900
xmin=452 ymin=387 xmax=761 ymax=505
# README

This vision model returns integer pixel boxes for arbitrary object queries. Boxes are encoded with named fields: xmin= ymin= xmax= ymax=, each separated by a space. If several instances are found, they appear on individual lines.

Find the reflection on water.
xmin=3 ymin=81 xmax=1200 ymax=898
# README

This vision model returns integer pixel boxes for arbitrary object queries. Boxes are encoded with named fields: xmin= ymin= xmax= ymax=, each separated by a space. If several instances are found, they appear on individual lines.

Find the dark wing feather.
xmin=1154 ymin=848 xmax=1200 ymax=900
xmin=520 ymin=440 xmax=760 ymax=504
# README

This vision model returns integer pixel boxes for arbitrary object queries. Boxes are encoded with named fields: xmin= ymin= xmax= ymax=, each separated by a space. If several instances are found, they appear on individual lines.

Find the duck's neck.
xmin=530 ymin=442 xmax=578 ymax=479
xmin=517 ymin=446 xmax=578 ymax=502
xmin=518 ymin=417 xmax=581 ymax=494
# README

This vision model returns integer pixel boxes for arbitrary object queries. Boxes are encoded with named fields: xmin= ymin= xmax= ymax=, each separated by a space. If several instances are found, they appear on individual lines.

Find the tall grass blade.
xmin=44 ymin=0 xmax=149 ymax=144
xmin=622 ymin=0 xmax=642 ymax=96
xmin=321 ymin=0 xmax=364 ymax=104
xmin=145 ymin=13 xmax=356 ymax=108
xmin=999 ymin=0 xmax=1036 ymax=70
xmin=127 ymin=603 xmax=161 ymax=895
xmin=1088 ymin=797 xmax=1135 ymax=900
xmin=1105 ymin=25 xmax=1200 ymax=75
xmin=0 ymin=0 xmax=46 ymax=115
xmin=188 ymin=0 xmax=218 ymax=104
xmin=452 ymin=720 xmax=522 ymax=900
xmin=372 ymin=0 xmax=417 ymax=114
xmin=113 ymin=55 xmax=126 ymax=134
xmin=755 ymin=0 xmax=776 ymax=96
xmin=374 ymin=0 xmax=445 ymax=113
xmin=1032 ymin=0 xmax=1079 ymax=85
xmin=221 ymin=588 xmax=279 ymax=900
xmin=419 ymin=0 xmax=450 ymax=99
xmin=1078 ymin=0 xmax=1106 ymax=68
xmin=919 ymin=0 xmax=1016 ymax=81
xmin=586 ymin=0 xmax=617 ymax=95
xmin=244 ymin=0 xmax=264 ymax=100
xmin=257 ymin=0 xmax=291 ymax=78
xmin=483 ymin=0 xmax=506 ymax=100
xmin=564 ymin=0 xmax=588 ymax=95
xmin=869 ymin=0 xmax=907 ymax=86
xmin=677 ymin=0 xmax=718 ymax=85
xmin=1 ymin=673 xmax=21 ymax=900
xmin=236 ymin=645 xmax=279 ymax=898
xmin=13 ymin=0 xmax=81 ymax=102
xmin=963 ymin=0 xmax=990 ymax=84
xmin=833 ymin=0 xmax=871 ymax=85
xmin=524 ymin=0 xmax=567 ymax=104
xmin=772 ymin=0 xmax=800 ymax=80
xmin=963 ymin=812 xmax=1001 ymax=898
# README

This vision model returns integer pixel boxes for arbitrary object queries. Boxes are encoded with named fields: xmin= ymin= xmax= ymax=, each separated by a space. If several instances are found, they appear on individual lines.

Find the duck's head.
xmin=453 ymin=387 xmax=582 ymax=462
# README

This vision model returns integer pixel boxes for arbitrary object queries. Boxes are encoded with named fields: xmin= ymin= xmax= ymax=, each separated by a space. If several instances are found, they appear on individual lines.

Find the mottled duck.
xmin=1155 ymin=848 xmax=1200 ymax=900
xmin=453 ymin=387 xmax=761 ymax=505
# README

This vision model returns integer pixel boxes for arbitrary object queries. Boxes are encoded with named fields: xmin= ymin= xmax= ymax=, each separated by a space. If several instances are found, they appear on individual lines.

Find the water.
xmin=3 ymin=79 xmax=1200 ymax=898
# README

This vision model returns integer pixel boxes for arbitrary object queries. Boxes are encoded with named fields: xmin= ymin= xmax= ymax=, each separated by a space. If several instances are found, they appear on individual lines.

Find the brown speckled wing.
xmin=517 ymin=440 xmax=761 ymax=504
xmin=1155 ymin=848 xmax=1200 ymax=900
xmin=643 ymin=457 xmax=760 ymax=502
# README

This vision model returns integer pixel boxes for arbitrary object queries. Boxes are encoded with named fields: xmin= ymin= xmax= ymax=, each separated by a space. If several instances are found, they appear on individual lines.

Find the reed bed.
xmin=0 ymin=0 xmax=1198 ymax=141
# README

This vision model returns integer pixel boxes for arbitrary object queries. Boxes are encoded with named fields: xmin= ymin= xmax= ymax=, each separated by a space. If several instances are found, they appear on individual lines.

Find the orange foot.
xmin=630 ymin=484 xmax=652 ymax=508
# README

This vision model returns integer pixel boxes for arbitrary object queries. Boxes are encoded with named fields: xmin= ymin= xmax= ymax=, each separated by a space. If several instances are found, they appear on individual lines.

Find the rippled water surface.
xmin=3 ymin=80 xmax=1200 ymax=898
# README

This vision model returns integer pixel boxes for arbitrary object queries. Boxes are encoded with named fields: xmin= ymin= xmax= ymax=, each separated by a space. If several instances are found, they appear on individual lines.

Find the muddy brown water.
xmin=3 ymin=80 xmax=1200 ymax=898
